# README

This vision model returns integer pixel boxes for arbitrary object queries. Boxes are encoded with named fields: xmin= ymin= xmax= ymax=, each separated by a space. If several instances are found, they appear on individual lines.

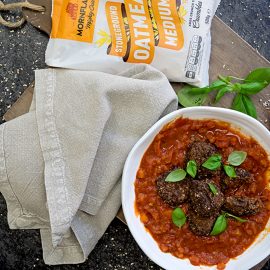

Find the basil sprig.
xmin=177 ymin=67 xmax=270 ymax=119
xmin=202 ymin=154 xmax=222 ymax=170
xmin=223 ymin=151 xmax=247 ymax=178
xmin=211 ymin=212 xmax=247 ymax=236
xmin=165 ymin=169 xmax=187 ymax=182
xmin=165 ymin=161 xmax=198 ymax=182
xmin=186 ymin=160 xmax=197 ymax=178
xmin=172 ymin=207 xmax=186 ymax=228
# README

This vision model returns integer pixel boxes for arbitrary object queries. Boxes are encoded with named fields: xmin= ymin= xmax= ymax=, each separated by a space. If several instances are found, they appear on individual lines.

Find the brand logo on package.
xmin=66 ymin=2 xmax=78 ymax=21
xmin=51 ymin=0 xmax=99 ymax=43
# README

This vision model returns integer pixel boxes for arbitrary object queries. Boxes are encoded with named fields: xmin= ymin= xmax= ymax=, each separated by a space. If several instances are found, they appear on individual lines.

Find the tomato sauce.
xmin=134 ymin=118 xmax=270 ymax=268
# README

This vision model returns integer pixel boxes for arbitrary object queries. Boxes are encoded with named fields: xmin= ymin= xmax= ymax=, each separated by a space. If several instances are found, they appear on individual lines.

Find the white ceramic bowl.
xmin=122 ymin=107 xmax=270 ymax=270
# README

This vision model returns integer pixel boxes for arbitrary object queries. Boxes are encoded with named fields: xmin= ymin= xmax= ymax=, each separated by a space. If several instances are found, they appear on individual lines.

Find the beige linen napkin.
xmin=0 ymin=64 xmax=177 ymax=265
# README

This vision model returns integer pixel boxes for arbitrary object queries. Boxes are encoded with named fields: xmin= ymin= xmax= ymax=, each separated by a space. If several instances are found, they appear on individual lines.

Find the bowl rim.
xmin=122 ymin=106 xmax=270 ymax=270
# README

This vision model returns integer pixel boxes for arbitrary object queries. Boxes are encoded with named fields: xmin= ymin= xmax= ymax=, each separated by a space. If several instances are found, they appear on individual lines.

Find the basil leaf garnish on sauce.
xmin=210 ymin=212 xmax=247 ymax=236
xmin=208 ymin=183 xmax=218 ymax=195
xmin=172 ymin=207 xmax=186 ymax=228
xmin=202 ymin=154 xmax=222 ymax=170
xmin=228 ymin=151 xmax=247 ymax=166
xmin=165 ymin=169 xmax=187 ymax=182
xmin=224 ymin=165 xmax=237 ymax=178
xmin=186 ymin=160 xmax=197 ymax=178
xmin=210 ymin=214 xmax=227 ymax=236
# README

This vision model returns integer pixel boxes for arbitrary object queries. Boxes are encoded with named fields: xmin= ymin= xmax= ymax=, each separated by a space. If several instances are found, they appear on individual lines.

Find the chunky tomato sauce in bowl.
xmin=122 ymin=107 xmax=270 ymax=270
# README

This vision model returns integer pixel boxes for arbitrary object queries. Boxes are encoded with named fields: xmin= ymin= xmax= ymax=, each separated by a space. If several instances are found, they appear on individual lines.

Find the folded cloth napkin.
xmin=0 ymin=64 xmax=178 ymax=265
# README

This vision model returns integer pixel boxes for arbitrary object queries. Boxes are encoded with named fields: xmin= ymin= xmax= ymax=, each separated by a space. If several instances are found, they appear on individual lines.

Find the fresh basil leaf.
xmin=186 ymin=160 xmax=197 ymax=178
xmin=225 ymin=212 xmax=247 ymax=223
xmin=209 ymin=79 xmax=228 ymax=89
xmin=202 ymin=154 xmax=222 ymax=170
xmin=232 ymin=93 xmax=257 ymax=119
xmin=232 ymin=93 xmax=246 ymax=114
xmin=210 ymin=214 xmax=228 ymax=236
xmin=242 ymin=95 xmax=257 ymax=118
xmin=165 ymin=169 xmax=187 ymax=182
xmin=215 ymin=86 xmax=232 ymax=103
xmin=239 ymin=81 xmax=268 ymax=95
xmin=188 ymin=86 xmax=213 ymax=94
xmin=245 ymin=67 xmax=270 ymax=84
xmin=208 ymin=183 xmax=218 ymax=195
xmin=228 ymin=151 xmax=247 ymax=166
xmin=223 ymin=165 xmax=237 ymax=178
xmin=177 ymin=85 xmax=207 ymax=107
xmin=172 ymin=207 xmax=186 ymax=228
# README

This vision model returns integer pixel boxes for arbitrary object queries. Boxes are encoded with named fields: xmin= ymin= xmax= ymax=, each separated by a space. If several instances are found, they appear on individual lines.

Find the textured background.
xmin=0 ymin=0 xmax=270 ymax=269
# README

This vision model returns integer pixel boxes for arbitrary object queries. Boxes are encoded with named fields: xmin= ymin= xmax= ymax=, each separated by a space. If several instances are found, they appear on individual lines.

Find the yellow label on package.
xmin=105 ymin=2 xmax=127 ymax=56
xmin=51 ymin=0 xmax=99 ymax=42
xmin=46 ymin=0 xmax=221 ymax=86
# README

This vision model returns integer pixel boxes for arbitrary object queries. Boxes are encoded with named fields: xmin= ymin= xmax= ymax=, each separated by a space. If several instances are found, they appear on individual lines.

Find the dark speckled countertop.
xmin=0 ymin=0 xmax=270 ymax=269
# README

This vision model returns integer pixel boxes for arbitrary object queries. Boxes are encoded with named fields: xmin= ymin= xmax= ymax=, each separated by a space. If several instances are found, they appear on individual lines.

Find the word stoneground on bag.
xmin=45 ymin=0 xmax=221 ymax=86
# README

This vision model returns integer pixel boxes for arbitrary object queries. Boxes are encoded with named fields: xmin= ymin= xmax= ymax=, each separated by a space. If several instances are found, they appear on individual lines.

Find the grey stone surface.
xmin=218 ymin=0 xmax=269 ymax=60
xmin=0 ymin=0 xmax=269 ymax=269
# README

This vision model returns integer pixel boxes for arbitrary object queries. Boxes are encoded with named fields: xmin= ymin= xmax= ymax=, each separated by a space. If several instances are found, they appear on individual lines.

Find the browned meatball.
xmin=222 ymin=168 xmax=254 ymax=190
xmin=223 ymin=196 xmax=263 ymax=216
xmin=187 ymin=141 xmax=218 ymax=166
xmin=188 ymin=209 xmax=216 ymax=236
xmin=156 ymin=171 xmax=190 ymax=207
xmin=187 ymin=141 xmax=220 ymax=179
xmin=189 ymin=179 xmax=224 ymax=217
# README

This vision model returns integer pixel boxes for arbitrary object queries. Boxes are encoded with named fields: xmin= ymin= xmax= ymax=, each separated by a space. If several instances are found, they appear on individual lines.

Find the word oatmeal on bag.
xmin=45 ymin=0 xmax=221 ymax=86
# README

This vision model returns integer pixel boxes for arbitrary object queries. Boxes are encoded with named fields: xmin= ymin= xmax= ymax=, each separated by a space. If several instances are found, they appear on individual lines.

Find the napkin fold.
xmin=0 ymin=64 xmax=177 ymax=264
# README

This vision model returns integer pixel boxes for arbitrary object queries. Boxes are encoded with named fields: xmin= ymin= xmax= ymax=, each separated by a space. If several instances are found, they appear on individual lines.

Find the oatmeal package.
xmin=45 ymin=0 xmax=221 ymax=86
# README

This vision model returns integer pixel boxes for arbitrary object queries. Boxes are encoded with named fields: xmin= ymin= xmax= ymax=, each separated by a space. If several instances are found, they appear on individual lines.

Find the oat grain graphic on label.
xmin=95 ymin=29 xmax=112 ymax=48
